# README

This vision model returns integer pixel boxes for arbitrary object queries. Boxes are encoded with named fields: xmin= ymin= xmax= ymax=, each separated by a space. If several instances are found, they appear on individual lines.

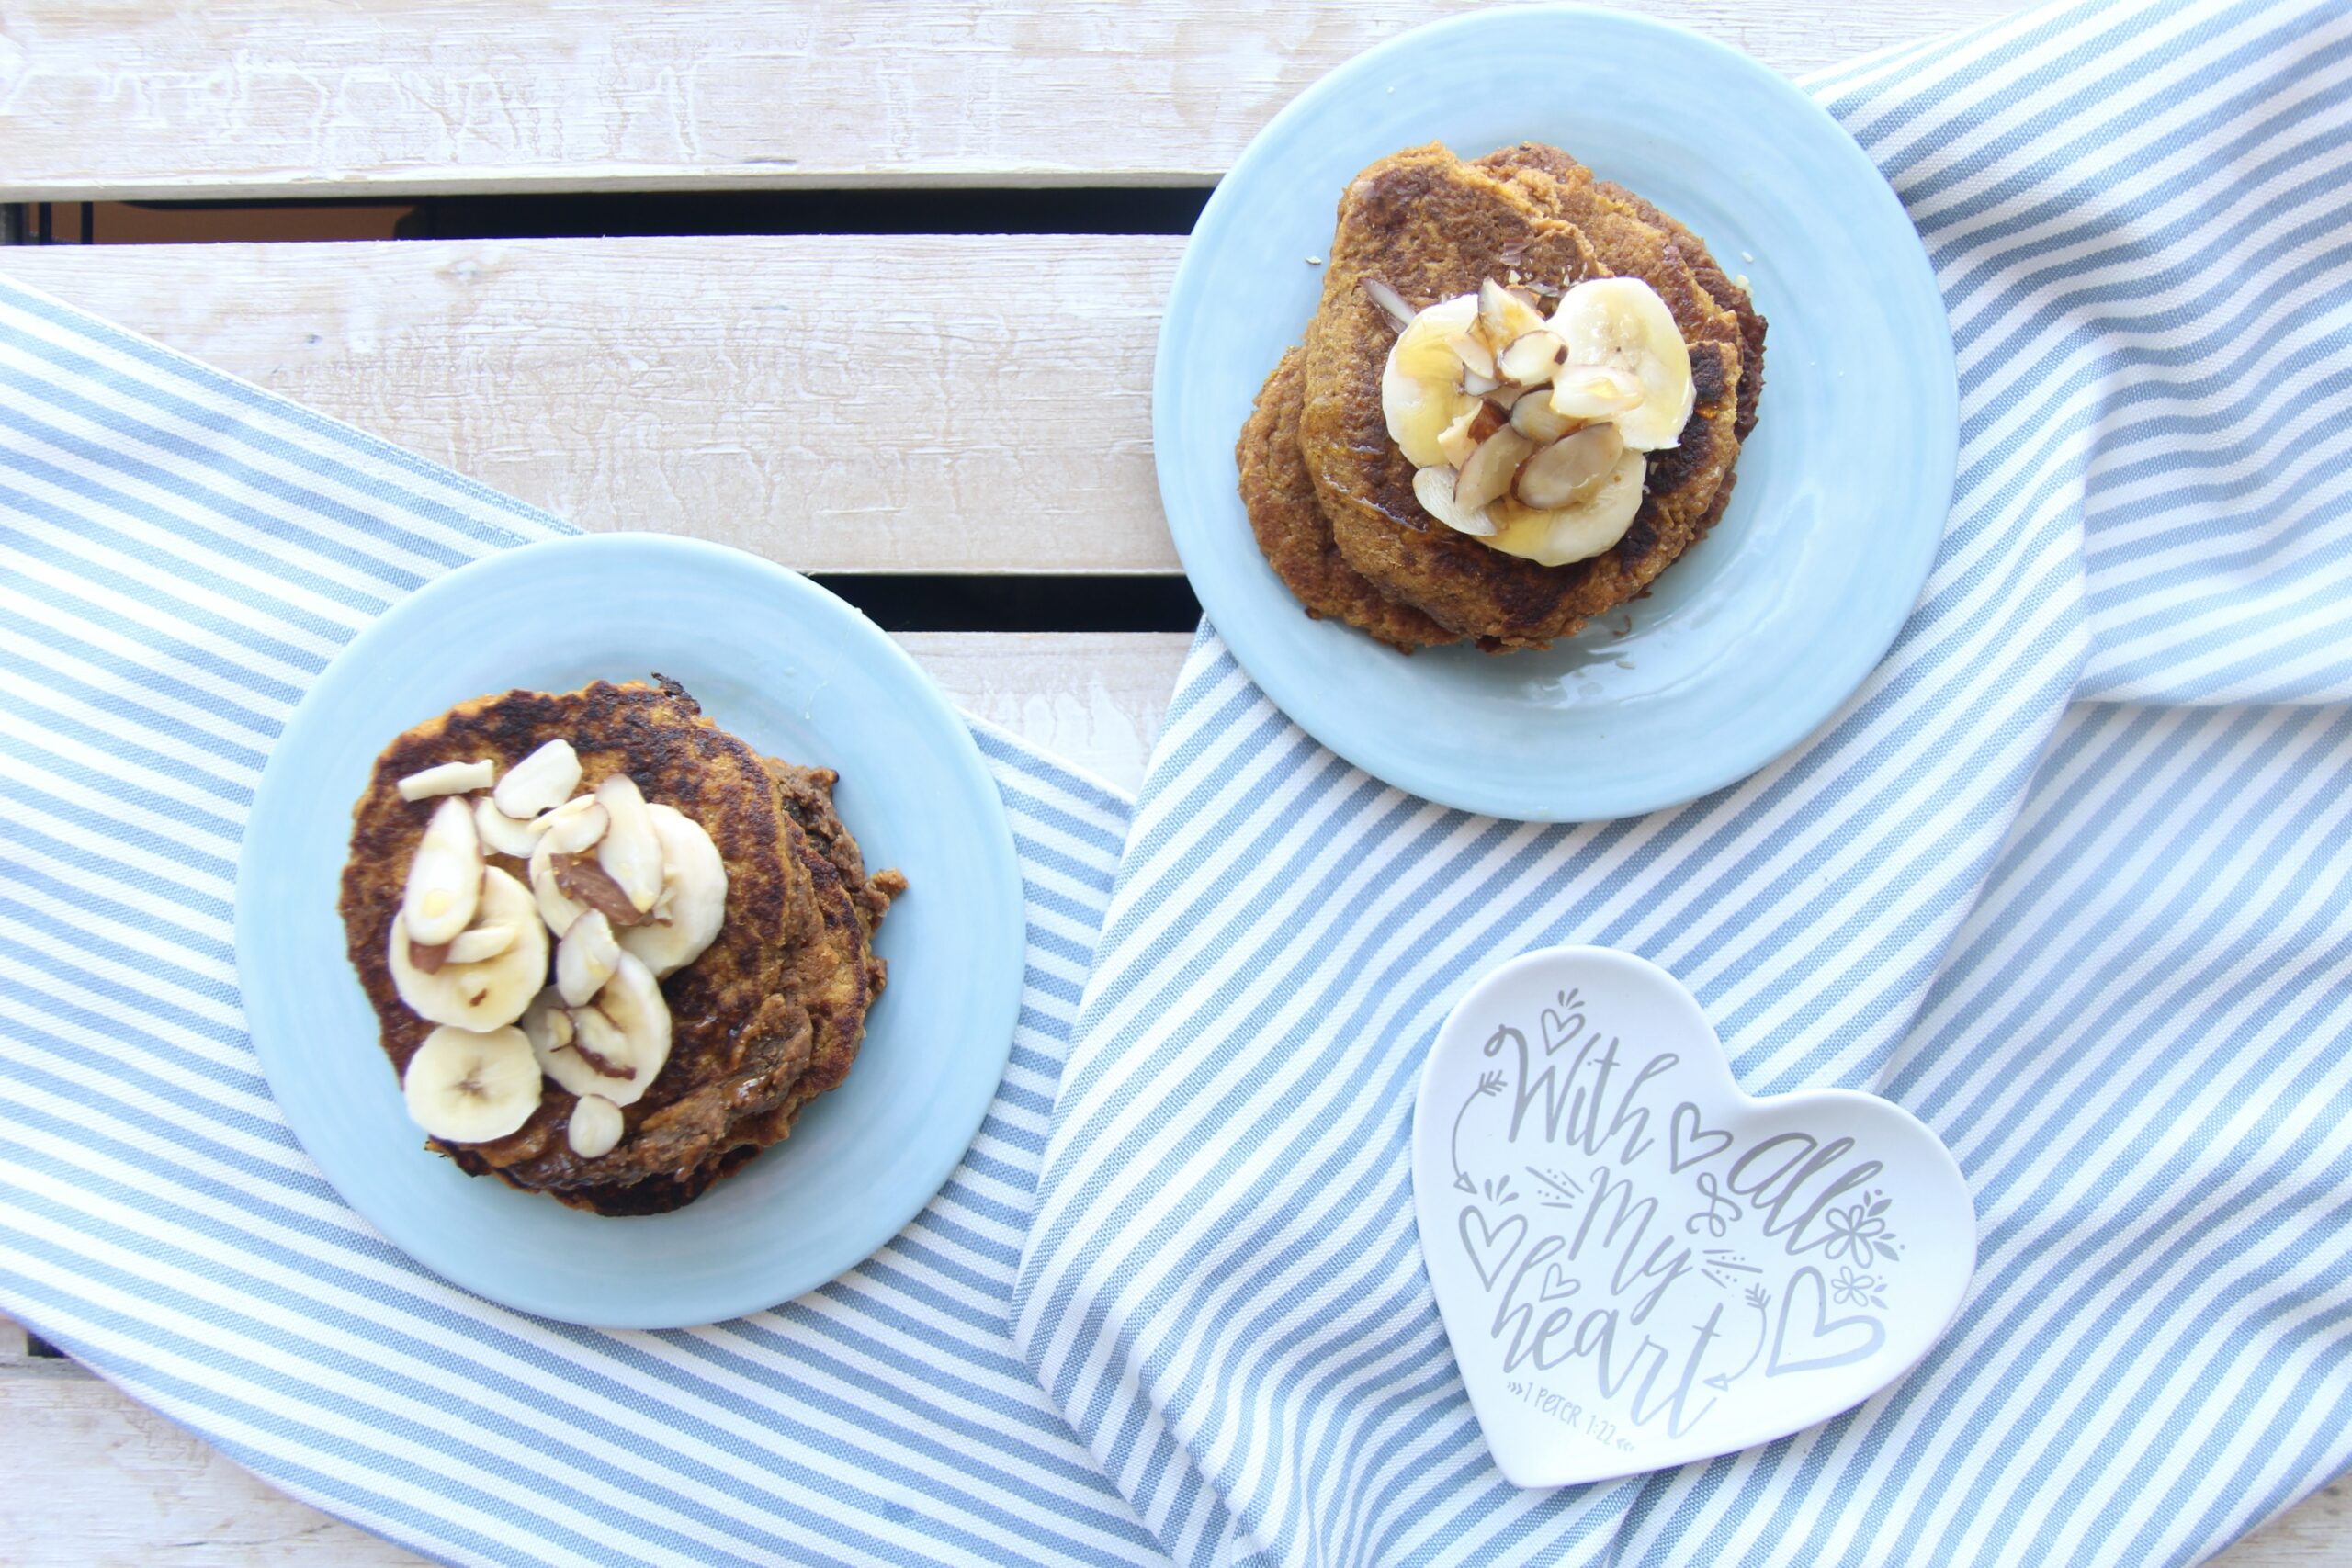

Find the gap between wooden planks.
xmin=5 ymin=1310 xmax=2347 ymax=1567
xmin=0 ymin=238 xmax=1185 ymax=574
xmin=0 ymin=1 xmax=2026 ymax=200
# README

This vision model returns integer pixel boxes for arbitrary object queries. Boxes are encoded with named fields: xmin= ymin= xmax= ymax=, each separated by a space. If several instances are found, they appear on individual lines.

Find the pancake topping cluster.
xmin=1238 ymin=141 xmax=1767 ymax=653
xmin=380 ymin=738 xmax=729 ymax=1159
xmin=340 ymin=679 xmax=905 ymax=1215
xmin=1374 ymin=273 xmax=1695 ymax=566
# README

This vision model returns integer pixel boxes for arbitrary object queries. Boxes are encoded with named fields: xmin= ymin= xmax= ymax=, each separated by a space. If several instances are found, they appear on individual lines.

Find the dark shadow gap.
xmin=15 ymin=186 xmax=1216 ymax=246
xmin=809 ymin=574 xmax=1200 ymax=635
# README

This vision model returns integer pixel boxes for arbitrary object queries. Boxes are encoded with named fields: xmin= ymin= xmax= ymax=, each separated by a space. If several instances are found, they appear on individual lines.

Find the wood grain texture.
xmin=2 ymin=1356 xmax=2346 ymax=1566
xmin=0 ymin=0 xmax=2026 ymax=200
xmin=0 ymin=238 xmax=1183 ymax=573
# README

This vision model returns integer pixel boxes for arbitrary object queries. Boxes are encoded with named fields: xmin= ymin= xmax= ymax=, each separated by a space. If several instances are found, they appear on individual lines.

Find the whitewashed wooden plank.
xmin=0 ymin=238 xmax=1182 ymax=574
xmin=892 ymin=631 xmax=1189 ymax=794
xmin=0 ymin=1311 xmax=28 ymax=1359
xmin=1 ymin=1 xmax=2027 ymax=200
xmin=0 ymin=1365 xmax=2346 ymax=1566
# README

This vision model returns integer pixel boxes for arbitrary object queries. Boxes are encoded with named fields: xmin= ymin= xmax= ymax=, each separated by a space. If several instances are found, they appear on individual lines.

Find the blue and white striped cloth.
xmin=0 ymin=279 xmax=1168 ymax=1565
xmin=1013 ymin=0 xmax=2352 ymax=1564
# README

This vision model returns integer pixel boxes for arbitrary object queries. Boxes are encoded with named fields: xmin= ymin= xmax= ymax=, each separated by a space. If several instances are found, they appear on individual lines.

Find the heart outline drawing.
xmin=1668 ymin=1101 xmax=1736 ymax=1172
xmin=1767 ymin=1265 xmax=1887 ymax=1377
xmin=1411 ymin=946 xmax=1977 ymax=1490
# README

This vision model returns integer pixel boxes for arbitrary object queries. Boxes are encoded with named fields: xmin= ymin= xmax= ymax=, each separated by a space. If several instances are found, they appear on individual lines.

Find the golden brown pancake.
xmin=1295 ymin=143 xmax=1746 ymax=650
xmin=338 ymin=678 xmax=899 ymax=1216
xmin=1238 ymin=347 xmax=1460 ymax=651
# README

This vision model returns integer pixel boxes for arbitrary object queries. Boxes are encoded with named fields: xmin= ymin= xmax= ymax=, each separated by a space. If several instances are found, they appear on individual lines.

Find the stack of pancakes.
xmin=1238 ymin=142 xmax=1766 ymax=652
xmin=339 ymin=679 xmax=903 ymax=1216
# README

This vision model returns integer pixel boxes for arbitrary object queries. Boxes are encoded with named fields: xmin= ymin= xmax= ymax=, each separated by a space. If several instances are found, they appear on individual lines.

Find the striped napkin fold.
xmin=0 ymin=281 xmax=1169 ymax=1565
xmin=1012 ymin=0 xmax=2352 ymax=1564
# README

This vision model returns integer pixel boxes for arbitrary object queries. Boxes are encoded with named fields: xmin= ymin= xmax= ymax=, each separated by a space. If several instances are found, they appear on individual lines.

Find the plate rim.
xmin=1153 ymin=2 xmax=1959 ymax=821
xmin=233 ymin=531 xmax=1027 ymax=1328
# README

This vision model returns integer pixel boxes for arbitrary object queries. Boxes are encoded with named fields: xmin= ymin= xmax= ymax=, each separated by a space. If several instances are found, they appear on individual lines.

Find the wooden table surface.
xmin=1 ymin=2 xmax=2344 ymax=1562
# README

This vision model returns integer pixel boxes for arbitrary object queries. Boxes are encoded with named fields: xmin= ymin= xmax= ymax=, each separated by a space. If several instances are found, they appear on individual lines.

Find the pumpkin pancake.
xmin=1238 ymin=346 xmax=1460 ymax=651
xmin=339 ymin=678 xmax=899 ymax=1216
xmin=1295 ymin=142 xmax=1747 ymax=650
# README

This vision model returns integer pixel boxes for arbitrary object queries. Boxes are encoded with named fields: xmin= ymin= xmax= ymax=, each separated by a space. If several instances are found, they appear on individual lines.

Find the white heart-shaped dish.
xmin=1412 ymin=946 xmax=1976 ymax=1487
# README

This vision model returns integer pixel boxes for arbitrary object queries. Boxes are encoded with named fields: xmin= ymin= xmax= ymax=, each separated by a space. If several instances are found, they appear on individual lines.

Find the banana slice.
xmin=594 ymin=774 xmax=663 ymax=915
xmin=555 ymin=908 xmax=619 ymax=1007
xmin=567 ymin=1094 xmax=624 ymax=1158
xmin=1547 ymin=277 xmax=1693 ymax=452
xmin=473 ymin=795 xmax=542 ymax=860
xmin=401 ymin=797 xmax=483 ymax=946
xmin=402 ymin=1024 xmax=542 ymax=1144
xmin=616 ymin=804 xmax=729 ymax=977
xmin=534 ymin=953 xmax=672 ymax=1109
xmin=1487 ymin=447 xmax=1649 ymax=568
xmin=492 ymin=739 xmax=581 ymax=819
xmin=1381 ymin=294 xmax=1481 ymax=468
xmin=389 ymin=866 xmax=550 ymax=1030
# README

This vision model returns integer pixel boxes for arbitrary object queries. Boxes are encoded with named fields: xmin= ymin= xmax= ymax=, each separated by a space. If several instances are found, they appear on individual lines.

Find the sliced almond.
xmin=567 ymin=1094 xmax=625 ymax=1159
xmin=492 ymin=739 xmax=582 ymax=819
xmin=594 ymin=774 xmax=662 ymax=914
xmin=555 ymin=908 xmax=621 ymax=1008
xmin=1360 ymin=276 xmax=1417 ymax=332
xmin=1497 ymin=331 xmax=1568 ymax=388
xmin=554 ymin=853 xmax=655 ymax=928
xmin=1514 ymin=423 xmax=1626 ymax=510
xmin=1549 ymin=363 xmax=1647 ymax=422
xmin=473 ymin=795 xmax=542 ymax=860
xmin=1410 ymin=465 xmax=1498 ymax=537
xmin=397 ymin=759 xmax=494 ymax=802
xmin=1461 ymin=367 xmax=1503 ymax=396
xmin=1435 ymin=401 xmax=1507 ymax=468
xmin=1447 ymin=330 xmax=1498 ymax=382
xmin=445 ymin=923 xmax=518 ymax=965
xmin=389 ymin=868 xmax=548 ymax=1032
xmin=533 ymin=794 xmax=609 ymax=855
xmin=1453 ymin=427 xmax=1536 ymax=514
xmin=1477 ymin=277 xmax=1548 ymax=350
xmin=401 ymin=797 xmax=483 ymax=946
xmin=1510 ymin=391 xmax=1577 ymax=445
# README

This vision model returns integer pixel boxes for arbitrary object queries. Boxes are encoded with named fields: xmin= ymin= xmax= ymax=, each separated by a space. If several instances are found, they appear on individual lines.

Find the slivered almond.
xmin=1514 ymin=424 xmax=1626 ymax=510
xmin=446 ymin=924 xmax=518 ymax=965
xmin=1498 ymin=331 xmax=1568 ymax=387
xmin=1454 ymin=427 xmax=1536 ymax=514
xmin=1361 ymin=277 xmax=1417 ymax=332
xmin=397 ymin=759 xmax=494 ymax=802
xmin=553 ymin=854 xmax=654 ymax=928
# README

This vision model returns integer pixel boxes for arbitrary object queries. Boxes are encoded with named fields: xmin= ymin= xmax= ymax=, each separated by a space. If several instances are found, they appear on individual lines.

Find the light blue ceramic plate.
xmin=236 ymin=535 xmax=1025 ymax=1329
xmin=1157 ymin=5 xmax=1955 ymax=821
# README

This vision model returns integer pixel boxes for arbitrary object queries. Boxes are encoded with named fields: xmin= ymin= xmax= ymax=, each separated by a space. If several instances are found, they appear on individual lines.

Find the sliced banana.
xmin=1548 ymin=277 xmax=1693 ymax=451
xmin=1410 ymin=465 xmax=1497 ymax=537
xmin=616 ymin=804 xmax=729 ymax=977
xmin=389 ymin=866 xmax=549 ymax=1030
xmin=1487 ymin=448 xmax=1649 ymax=568
xmin=1548 ymin=364 xmax=1646 ymax=423
xmin=567 ymin=1094 xmax=624 ymax=1159
xmin=401 ymin=796 xmax=483 ymax=946
xmin=545 ymin=952 xmax=672 ymax=1109
xmin=594 ymin=774 xmax=663 ymax=915
xmin=402 ymin=1024 xmax=541 ymax=1144
xmin=1381 ymin=294 xmax=1481 ymax=468
xmin=555 ymin=908 xmax=620 ymax=1007
xmin=397 ymin=759 xmax=495 ymax=802
xmin=493 ymin=739 xmax=582 ymax=819
xmin=473 ymin=795 xmax=542 ymax=860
